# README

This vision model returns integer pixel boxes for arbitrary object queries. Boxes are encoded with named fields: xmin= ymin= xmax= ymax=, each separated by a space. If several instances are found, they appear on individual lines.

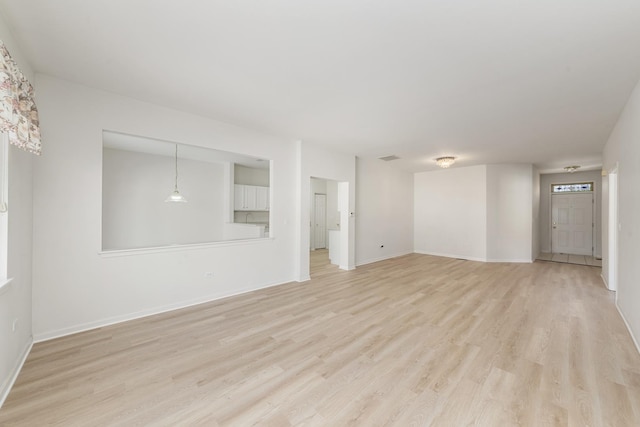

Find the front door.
xmin=551 ymin=193 xmax=593 ymax=255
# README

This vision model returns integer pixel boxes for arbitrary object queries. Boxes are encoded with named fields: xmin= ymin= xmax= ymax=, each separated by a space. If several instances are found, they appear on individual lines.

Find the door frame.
xmin=300 ymin=175 xmax=353 ymax=281
xmin=549 ymin=185 xmax=595 ymax=256
xmin=607 ymin=168 xmax=618 ymax=292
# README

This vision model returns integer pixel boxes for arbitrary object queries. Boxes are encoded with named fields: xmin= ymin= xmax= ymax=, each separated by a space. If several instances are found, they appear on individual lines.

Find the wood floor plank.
xmin=1 ymin=251 xmax=639 ymax=426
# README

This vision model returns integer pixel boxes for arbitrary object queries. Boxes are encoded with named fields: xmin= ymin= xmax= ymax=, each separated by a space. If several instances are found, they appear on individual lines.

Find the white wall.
xmin=0 ymin=146 xmax=33 ymax=406
xmin=32 ymin=75 xmax=298 ymax=341
xmin=532 ymin=168 xmax=541 ymax=259
xmin=234 ymin=164 xmax=269 ymax=186
xmin=414 ymin=165 xmax=488 ymax=261
xmin=0 ymin=20 xmax=35 ymax=406
xmin=602 ymin=76 xmax=640 ymax=349
xmin=539 ymin=170 xmax=602 ymax=257
xmin=486 ymin=164 xmax=534 ymax=262
xmin=355 ymin=157 xmax=413 ymax=265
xmin=233 ymin=210 xmax=269 ymax=226
xmin=102 ymin=148 xmax=226 ymax=250
xmin=326 ymin=180 xmax=340 ymax=233
xmin=415 ymin=164 xmax=535 ymax=262
xmin=296 ymin=142 xmax=356 ymax=280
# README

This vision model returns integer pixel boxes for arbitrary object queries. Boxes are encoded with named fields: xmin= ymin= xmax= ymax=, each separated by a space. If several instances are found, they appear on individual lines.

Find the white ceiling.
xmin=2 ymin=0 xmax=640 ymax=172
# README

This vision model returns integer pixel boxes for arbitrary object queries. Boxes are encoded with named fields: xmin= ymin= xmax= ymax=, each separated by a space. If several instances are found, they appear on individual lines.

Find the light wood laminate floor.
xmin=1 ymin=253 xmax=639 ymax=426
xmin=537 ymin=252 xmax=602 ymax=267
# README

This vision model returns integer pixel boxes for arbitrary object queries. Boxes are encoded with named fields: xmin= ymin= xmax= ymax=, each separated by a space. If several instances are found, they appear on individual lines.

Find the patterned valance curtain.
xmin=0 ymin=40 xmax=41 ymax=155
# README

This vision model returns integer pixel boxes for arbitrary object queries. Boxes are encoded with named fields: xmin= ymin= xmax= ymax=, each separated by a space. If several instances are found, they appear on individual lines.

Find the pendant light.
xmin=165 ymin=144 xmax=187 ymax=203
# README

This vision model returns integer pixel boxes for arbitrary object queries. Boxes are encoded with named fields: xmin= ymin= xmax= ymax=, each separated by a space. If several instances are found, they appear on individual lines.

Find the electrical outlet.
xmin=204 ymin=272 xmax=214 ymax=278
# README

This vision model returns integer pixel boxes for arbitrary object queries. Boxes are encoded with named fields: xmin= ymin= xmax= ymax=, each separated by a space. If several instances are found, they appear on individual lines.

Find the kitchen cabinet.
xmin=234 ymin=184 xmax=269 ymax=211
xmin=234 ymin=185 xmax=244 ymax=210
xmin=255 ymin=186 xmax=269 ymax=210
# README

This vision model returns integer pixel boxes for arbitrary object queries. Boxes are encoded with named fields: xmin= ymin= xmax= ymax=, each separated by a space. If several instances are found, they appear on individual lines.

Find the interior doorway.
xmin=313 ymin=193 xmax=327 ymax=249
xmin=551 ymin=192 xmax=594 ymax=256
xmin=309 ymin=177 xmax=342 ymax=277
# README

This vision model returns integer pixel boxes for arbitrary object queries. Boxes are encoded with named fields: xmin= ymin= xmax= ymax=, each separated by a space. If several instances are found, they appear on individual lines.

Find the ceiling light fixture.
xmin=436 ymin=156 xmax=456 ymax=168
xmin=379 ymin=155 xmax=400 ymax=162
xmin=564 ymin=165 xmax=581 ymax=173
xmin=165 ymin=144 xmax=187 ymax=203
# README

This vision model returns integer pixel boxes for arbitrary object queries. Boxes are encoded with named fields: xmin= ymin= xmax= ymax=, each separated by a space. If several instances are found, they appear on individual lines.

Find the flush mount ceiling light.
xmin=564 ymin=165 xmax=581 ymax=173
xmin=379 ymin=155 xmax=400 ymax=162
xmin=435 ymin=156 xmax=456 ymax=168
xmin=165 ymin=143 xmax=187 ymax=203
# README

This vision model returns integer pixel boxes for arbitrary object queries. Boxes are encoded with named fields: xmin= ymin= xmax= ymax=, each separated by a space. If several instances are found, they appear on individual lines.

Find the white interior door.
xmin=551 ymin=193 xmax=593 ymax=255
xmin=314 ymin=194 xmax=327 ymax=249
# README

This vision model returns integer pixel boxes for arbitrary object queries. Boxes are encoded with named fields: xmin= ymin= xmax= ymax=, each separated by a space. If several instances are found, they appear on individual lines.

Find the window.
xmin=551 ymin=182 xmax=593 ymax=193
xmin=0 ymin=133 xmax=8 ymax=279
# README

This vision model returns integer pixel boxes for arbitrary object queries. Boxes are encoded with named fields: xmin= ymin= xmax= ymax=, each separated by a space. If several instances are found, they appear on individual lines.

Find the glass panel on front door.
xmin=551 ymin=182 xmax=593 ymax=193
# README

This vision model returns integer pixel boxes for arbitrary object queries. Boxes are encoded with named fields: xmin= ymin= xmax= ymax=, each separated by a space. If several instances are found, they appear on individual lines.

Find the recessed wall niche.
xmin=101 ymin=131 xmax=270 ymax=251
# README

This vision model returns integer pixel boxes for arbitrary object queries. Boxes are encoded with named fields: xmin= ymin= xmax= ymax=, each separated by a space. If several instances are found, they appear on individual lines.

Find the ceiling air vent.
xmin=379 ymin=155 xmax=400 ymax=161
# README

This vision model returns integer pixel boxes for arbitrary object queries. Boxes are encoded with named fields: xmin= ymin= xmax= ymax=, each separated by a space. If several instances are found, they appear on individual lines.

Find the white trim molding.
xmin=34 ymin=279 xmax=289 ymax=343
xmin=0 ymin=337 xmax=32 ymax=409
xmin=616 ymin=302 xmax=640 ymax=356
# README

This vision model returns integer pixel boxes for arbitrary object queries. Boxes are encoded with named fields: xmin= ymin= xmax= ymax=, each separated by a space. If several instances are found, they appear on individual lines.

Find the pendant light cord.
xmin=164 ymin=143 xmax=187 ymax=202
xmin=174 ymin=143 xmax=179 ymax=191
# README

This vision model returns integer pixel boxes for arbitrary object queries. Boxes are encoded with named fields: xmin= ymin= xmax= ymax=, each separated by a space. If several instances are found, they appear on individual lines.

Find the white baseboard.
xmin=356 ymin=251 xmax=413 ymax=267
xmin=414 ymin=250 xmax=487 ymax=263
xmin=0 ymin=337 xmax=33 ymax=409
xmin=414 ymin=250 xmax=533 ymax=264
xmin=600 ymin=273 xmax=610 ymax=290
xmin=615 ymin=302 xmax=640 ymax=356
xmin=34 ymin=280 xmax=290 ymax=343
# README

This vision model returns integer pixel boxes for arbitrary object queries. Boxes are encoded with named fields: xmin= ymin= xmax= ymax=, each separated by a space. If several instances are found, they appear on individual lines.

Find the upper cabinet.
xmin=234 ymin=184 xmax=245 ymax=210
xmin=255 ymin=186 xmax=269 ymax=211
xmin=234 ymin=184 xmax=269 ymax=211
